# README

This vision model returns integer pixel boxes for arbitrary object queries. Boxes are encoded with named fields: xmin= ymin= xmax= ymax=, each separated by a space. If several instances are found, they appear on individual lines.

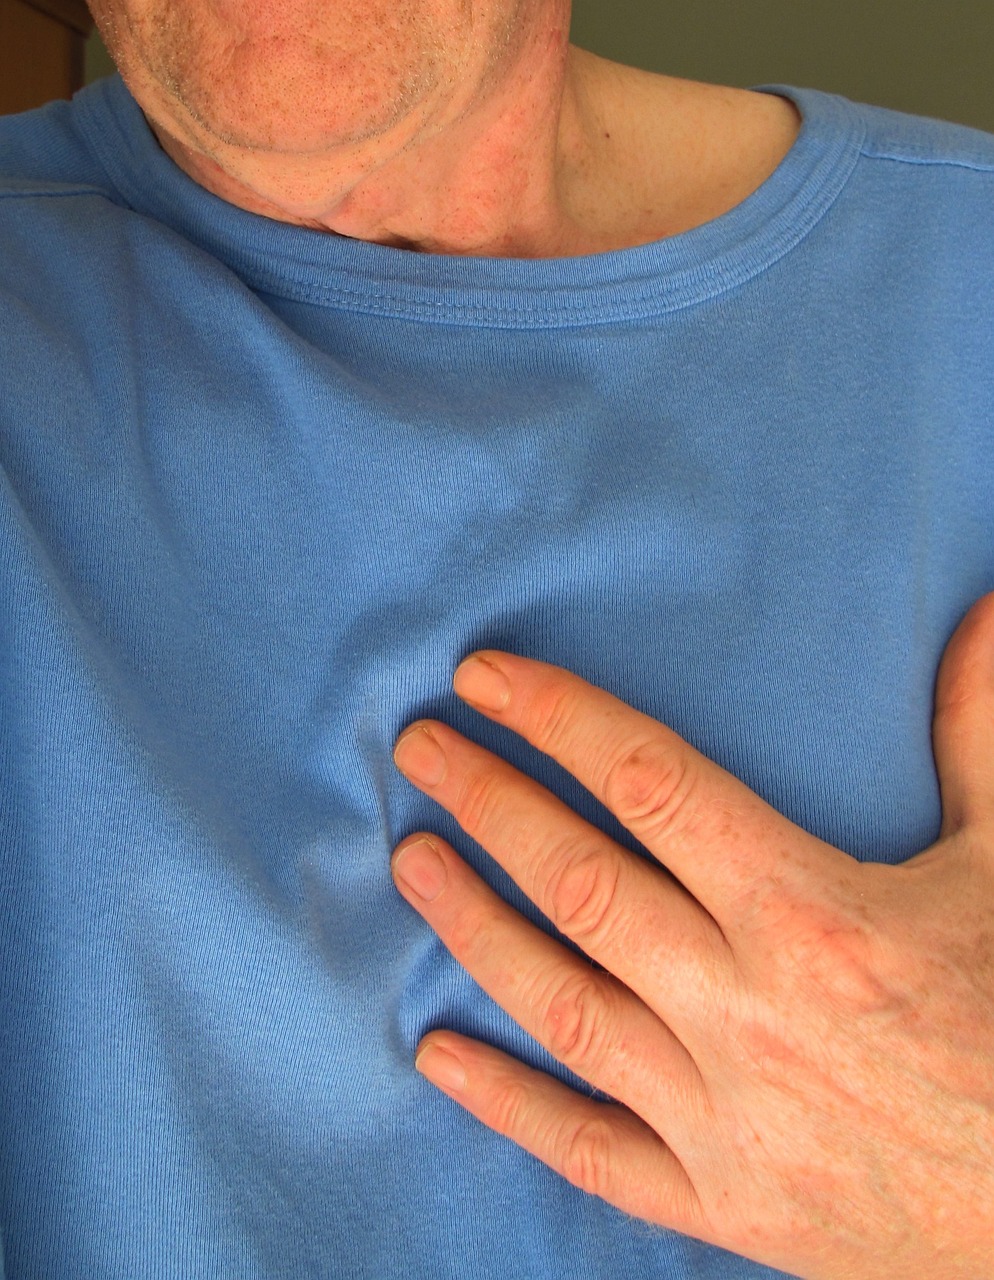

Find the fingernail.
xmin=394 ymin=725 xmax=446 ymax=786
xmin=392 ymin=837 xmax=447 ymax=902
xmin=415 ymin=1042 xmax=466 ymax=1092
xmin=453 ymin=655 xmax=510 ymax=712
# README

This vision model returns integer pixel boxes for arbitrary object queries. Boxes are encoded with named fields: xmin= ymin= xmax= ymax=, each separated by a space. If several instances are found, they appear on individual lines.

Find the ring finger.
xmin=390 ymin=830 xmax=708 ymax=1141
xmin=392 ymin=718 xmax=734 ymax=1037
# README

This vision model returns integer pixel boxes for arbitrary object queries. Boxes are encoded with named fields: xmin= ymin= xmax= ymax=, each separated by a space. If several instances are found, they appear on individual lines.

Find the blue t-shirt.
xmin=1 ymin=72 xmax=993 ymax=1280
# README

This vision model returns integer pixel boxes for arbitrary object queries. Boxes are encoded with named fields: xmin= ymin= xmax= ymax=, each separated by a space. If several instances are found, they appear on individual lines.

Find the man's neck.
xmin=147 ymin=49 xmax=801 ymax=259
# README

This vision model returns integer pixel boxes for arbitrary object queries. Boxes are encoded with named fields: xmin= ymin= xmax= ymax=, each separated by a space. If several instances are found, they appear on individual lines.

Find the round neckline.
xmin=77 ymin=73 xmax=865 ymax=328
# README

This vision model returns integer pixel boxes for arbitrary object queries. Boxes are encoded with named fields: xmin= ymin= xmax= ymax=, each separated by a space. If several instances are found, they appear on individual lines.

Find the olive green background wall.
xmin=569 ymin=0 xmax=994 ymax=132
xmin=85 ymin=1 xmax=994 ymax=133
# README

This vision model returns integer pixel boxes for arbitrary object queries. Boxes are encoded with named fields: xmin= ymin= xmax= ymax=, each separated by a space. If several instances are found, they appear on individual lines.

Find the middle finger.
xmin=390 ymin=828 xmax=708 ymax=1139
xmin=393 ymin=718 xmax=734 ymax=1033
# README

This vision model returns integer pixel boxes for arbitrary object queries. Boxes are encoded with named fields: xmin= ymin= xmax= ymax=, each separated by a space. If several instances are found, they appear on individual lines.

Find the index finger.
xmin=451 ymin=651 xmax=838 ymax=922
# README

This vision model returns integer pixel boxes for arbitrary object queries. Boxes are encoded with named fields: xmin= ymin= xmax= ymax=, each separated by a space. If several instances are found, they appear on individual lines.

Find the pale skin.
xmin=86 ymin=0 xmax=993 ymax=1270
xmin=391 ymin=593 xmax=994 ymax=1279
xmin=84 ymin=0 xmax=801 ymax=256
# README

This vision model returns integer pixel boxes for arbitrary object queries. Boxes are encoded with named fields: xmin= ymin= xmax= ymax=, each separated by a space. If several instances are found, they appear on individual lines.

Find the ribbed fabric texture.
xmin=1 ymin=73 xmax=993 ymax=1279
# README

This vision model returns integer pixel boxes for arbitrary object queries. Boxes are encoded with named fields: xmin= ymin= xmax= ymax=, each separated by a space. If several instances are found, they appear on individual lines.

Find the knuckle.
xmin=445 ymin=901 xmax=492 ymax=959
xmin=559 ymin=1115 xmax=615 ymax=1198
xmin=543 ymin=971 xmax=608 ymax=1069
xmin=810 ymin=920 xmax=896 ymax=1015
xmin=487 ymin=1078 xmax=533 ymax=1140
xmin=453 ymin=769 xmax=504 ymax=842
xmin=526 ymin=682 xmax=580 ymax=749
xmin=729 ymin=1003 xmax=807 ymax=1081
xmin=768 ymin=893 xmax=901 ymax=1018
xmin=602 ymin=738 xmax=699 ymax=842
xmin=546 ymin=851 xmax=621 ymax=945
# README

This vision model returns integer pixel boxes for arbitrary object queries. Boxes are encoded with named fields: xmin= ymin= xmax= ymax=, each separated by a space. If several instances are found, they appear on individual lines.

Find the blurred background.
xmin=1 ymin=0 xmax=993 ymax=132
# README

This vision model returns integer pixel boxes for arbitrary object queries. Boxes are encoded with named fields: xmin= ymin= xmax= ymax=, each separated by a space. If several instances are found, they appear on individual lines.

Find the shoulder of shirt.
xmin=843 ymin=92 xmax=994 ymax=174
xmin=0 ymin=90 xmax=121 ymax=205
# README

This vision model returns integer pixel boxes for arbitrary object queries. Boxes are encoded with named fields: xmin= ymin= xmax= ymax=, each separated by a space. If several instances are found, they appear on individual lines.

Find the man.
xmin=1 ymin=0 xmax=992 ymax=1274
xmin=80 ymin=0 xmax=803 ymax=254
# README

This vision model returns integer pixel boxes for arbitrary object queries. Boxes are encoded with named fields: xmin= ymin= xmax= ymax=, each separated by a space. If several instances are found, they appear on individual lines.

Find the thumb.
xmin=933 ymin=591 xmax=994 ymax=838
